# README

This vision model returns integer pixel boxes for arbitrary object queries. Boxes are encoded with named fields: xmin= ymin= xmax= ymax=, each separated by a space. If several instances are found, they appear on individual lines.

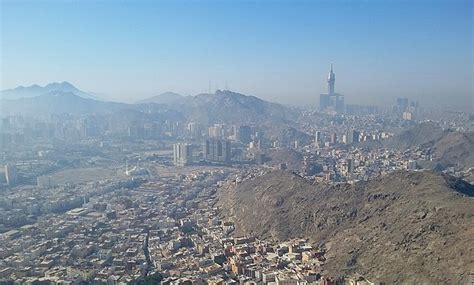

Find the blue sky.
xmin=1 ymin=0 xmax=472 ymax=109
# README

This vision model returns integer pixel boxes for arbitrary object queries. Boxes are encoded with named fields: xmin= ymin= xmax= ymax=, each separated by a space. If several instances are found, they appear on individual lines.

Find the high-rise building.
xmin=320 ymin=65 xmax=345 ymax=113
xmin=346 ymin=130 xmax=360 ymax=144
xmin=204 ymin=139 xmax=231 ymax=164
xmin=208 ymin=124 xmax=225 ymax=138
xmin=315 ymin=131 xmax=323 ymax=143
xmin=187 ymin=123 xmax=202 ymax=138
xmin=342 ymin=158 xmax=354 ymax=175
xmin=346 ymin=158 xmax=354 ymax=173
xmin=5 ymin=164 xmax=18 ymax=185
xmin=327 ymin=64 xmax=335 ymax=94
xmin=330 ymin=133 xmax=337 ymax=144
xmin=396 ymin=97 xmax=409 ymax=112
xmin=236 ymin=126 xmax=252 ymax=144
xmin=173 ymin=143 xmax=192 ymax=166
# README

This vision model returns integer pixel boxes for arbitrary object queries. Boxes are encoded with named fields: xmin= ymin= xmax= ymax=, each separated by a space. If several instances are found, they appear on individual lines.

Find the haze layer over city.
xmin=0 ymin=0 xmax=473 ymax=284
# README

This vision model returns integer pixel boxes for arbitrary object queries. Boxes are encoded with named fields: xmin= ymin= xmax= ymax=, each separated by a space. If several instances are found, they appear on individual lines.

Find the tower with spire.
xmin=320 ymin=64 xmax=344 ymax=113
xmin=327 ymin=64 xmax=336 ymax=94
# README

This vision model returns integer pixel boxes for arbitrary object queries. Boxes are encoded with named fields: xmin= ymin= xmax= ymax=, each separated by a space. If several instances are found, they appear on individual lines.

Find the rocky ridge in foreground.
xmin=217 ymin=170 xmax=474 ymax=284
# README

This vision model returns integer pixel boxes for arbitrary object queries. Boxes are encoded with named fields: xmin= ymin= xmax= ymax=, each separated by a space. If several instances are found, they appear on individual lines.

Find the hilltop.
xmin=136 ymin=92 xmax=184 ymax=105
xmin=171 ymin=90 xmax=296 ymax=125
xmin=384 ymin=121 xmax=445 ymax=149
xmin=364 ymin=121 xmax=474 ymax=169
xmin=217 ymin=170 xmax=474 ymax=284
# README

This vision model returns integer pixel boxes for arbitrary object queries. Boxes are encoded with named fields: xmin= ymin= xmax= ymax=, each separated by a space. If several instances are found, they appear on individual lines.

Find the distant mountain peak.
xmin=160 ymin=91 xmax=181 ymax=96
xmin=60 ymin=81 xmax=74 ymax=87
xmin=45 ymin=81 xmax=76 ymax=89
xmin=1 ymin=81 xmax=97 ymax=100
xmin=136 ymin=91 xmax=184 ymax=104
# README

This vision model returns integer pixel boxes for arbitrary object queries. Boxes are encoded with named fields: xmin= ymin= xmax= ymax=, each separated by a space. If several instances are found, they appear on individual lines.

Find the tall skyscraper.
xmin=5 ymin=164 xmax=18 ymax=185
xmin=320 ymin=65 xmax=345 ymax=113
xmin=204 ymin=139 xmax=231 ymax=165
xmin=327 ymin=64 xmax=335 ymax=94
xmin=346 ymin=130 xmax=360 ymax=144
xmin=187 ymin=122 xmax=202 ymax=138
xmin=396 ymin=97 xmax=409 ymax=112
xmin=173 ymin=143 xmax=192 ymax=166
xmin=343 ymin=158 xmax=354 ymax=175
xmin=236 ymin=126 xmax=252 ymax=144
xmin=315 ymin=131 xmax=323 ymax=143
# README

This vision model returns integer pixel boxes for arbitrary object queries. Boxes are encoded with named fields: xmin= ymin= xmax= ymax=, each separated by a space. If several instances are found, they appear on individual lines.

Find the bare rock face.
xmin=217 ymin=170 xmax=474 ymax=284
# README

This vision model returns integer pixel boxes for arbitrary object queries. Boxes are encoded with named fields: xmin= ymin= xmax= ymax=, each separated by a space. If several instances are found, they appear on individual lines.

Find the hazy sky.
xmin=1 ymin=0 xmax=472 ymax=109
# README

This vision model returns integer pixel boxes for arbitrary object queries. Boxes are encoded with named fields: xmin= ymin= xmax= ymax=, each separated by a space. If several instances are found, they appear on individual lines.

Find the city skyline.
xmin=1 ymin=0 xmax=472 ymax=110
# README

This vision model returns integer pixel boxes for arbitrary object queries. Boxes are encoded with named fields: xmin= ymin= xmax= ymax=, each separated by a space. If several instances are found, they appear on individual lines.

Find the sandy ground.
xmin=49 ymin=167 xmax=125 ymax=184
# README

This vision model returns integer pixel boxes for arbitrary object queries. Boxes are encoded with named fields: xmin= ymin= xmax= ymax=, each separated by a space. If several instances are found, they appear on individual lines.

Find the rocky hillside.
xmin=433 ymin=131 xmax=474 ymax=168
xmin=217 ymin=170 xmax=474 ymax=284
xmin=264 ymin=147 xmax=304 ymax=171
xmin=152 ymin=90 xmax=296 ymax=125
xmin=364 ymin=122 xmax=474 ymax=168
xmin=384 ymin=121 xmax=446 ymax=149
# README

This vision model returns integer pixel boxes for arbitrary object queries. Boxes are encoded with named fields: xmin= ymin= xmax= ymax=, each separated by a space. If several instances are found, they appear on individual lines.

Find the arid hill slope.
xmin=217 ymin=170 xmax=474 ymax=284
xmin=379 ymin=122 xmax=474 ymax=168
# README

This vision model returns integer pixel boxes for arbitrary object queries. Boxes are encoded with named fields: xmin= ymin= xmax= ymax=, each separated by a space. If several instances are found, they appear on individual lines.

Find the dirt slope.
xmin=218 ymin=170 xmax=474 ymax=284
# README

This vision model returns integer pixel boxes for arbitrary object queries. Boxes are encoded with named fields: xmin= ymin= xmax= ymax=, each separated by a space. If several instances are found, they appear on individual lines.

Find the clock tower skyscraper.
xmin=327 ymin=64 xmax=335 ymax=95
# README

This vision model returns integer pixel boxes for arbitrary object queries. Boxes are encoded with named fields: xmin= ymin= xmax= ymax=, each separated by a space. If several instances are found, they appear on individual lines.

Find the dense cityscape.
xmin=1 ymin=1 xmax=473 ymax=284
xmin=1 ymin=65 xmax=473 ymax=284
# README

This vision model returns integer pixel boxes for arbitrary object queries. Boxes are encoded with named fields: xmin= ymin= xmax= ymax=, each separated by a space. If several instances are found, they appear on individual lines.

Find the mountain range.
xmin=137 ymin=90 xmax=296 ymax=125
xmin=1 ymin=81 xmax=98 ymax=100
xmin=217 ymin=170 xmax=474 ymax=284
xmin=1 ymin=92 xmax=129 ymax=116
xmin=1 ymin=83 xmax=296 ymax=125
